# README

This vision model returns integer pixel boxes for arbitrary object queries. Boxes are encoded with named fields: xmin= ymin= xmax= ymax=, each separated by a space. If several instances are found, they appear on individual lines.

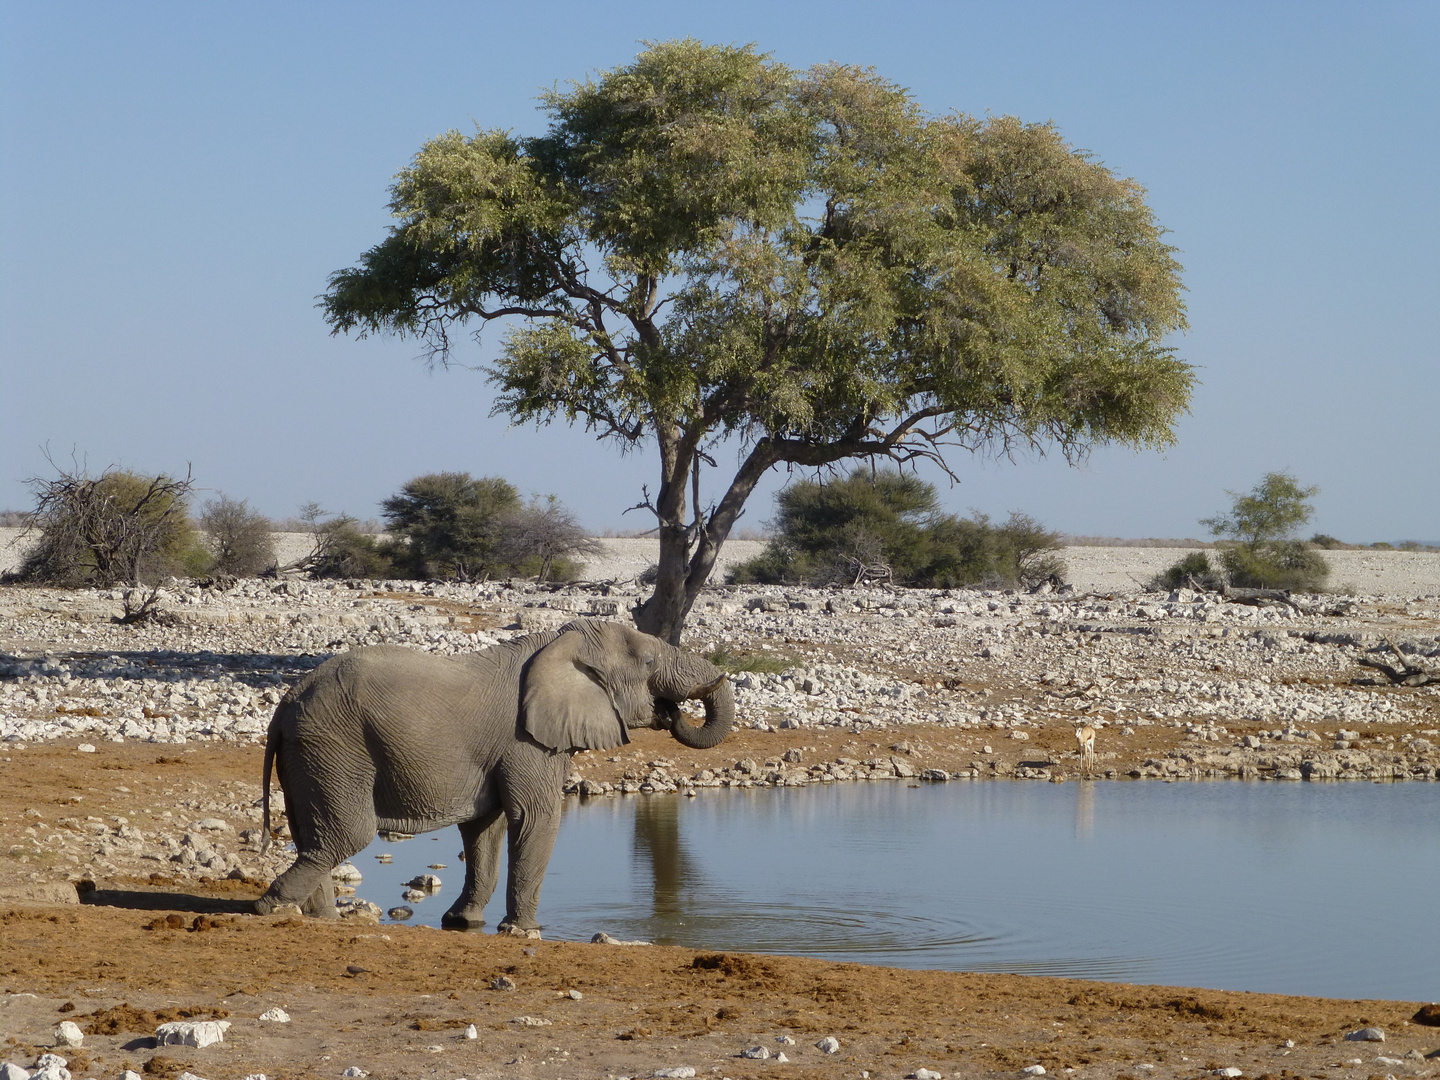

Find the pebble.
xmin=775 ymin=1052 xmax=789 ymax=1063
xmin=331 ymin=863 xmax=362 ymax=882
xmin=156 ymin=1020 xmax=230 ymax=1048
xmin=0 ymin=1066 xmax=27 ymax=1080
xmin=741 ymin=1046 xmax=771 ymax=1059
xmin=258 ymin=1007 xmax=290 ymax=1023
xmin=652 ymin=1070 xmax=696 ymax=1079
xmin=491 ymin=976 xmax=517 ymax=990
xmin=910 ymin=1071 xmax=943 ymax=1079
xmin=387 ymin=905 xmax=414 ymax=920
xmin=511 ymin=1016 xmax=551 ymax=1026
xmin=816 ymin=1036 xmax=841 ymax=1054
xmin=1213 ymin=1070 xmax=1243 ymax=1078
xmin=464 ymin=1024 xmax=478 ymax=1040
xmin=1345 ymin=1027 xmax=1385 ymax=1042
xmin=30 ymin=1058 xmax=68 ymax=1080
xmin=341 ymin=1069 xmax=368 ymax=1078
xmin=406 ymin=873 xmax=441 ymax=889
xmin=1022 ymin=1068 xmax=1046 ymax=1077
xmin=52 ymin=1022 xmax=82 ymax=1048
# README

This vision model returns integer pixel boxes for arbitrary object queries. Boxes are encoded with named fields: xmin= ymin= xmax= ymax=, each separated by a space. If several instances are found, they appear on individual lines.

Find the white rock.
xmin=406 ymin=873 xmax=441 ymax=889
xmin=177 ymin=1072 xmax=210 ymax=1080
xmin=29 ymin=1058 xmax=68 ymax=1080
xmin=590 ymin=931 xmax=652 ymax=945
xmin=1212 ymin=1070 xmax=1243 ymax=1078
xmin=1375 ymin=1058 xmax=1403 ymax=1066
xmin=155 ymin=1020 xmax=231 ymax=1048
xmin=401 ymin=888 xmax=426 ymax=902
xmin=330 ymin=863 xmax=362 ymax=882
xmin=741 ymin=1046 xmax=771 ymax=1060
xmin=775 ymin=1052 xmax=789 ymax=1063
xmin=816 ymin=1036 xmax=841 ymax=1054
xmin=464 ymin=1024 xmax=478 ymax=1040
xmin=1345 ymin=1027 xmax=1385 ymax=1042
xmin=77 ymin=744 xmax=95 ymax=754
xmin=0 ymin=1063 xmax=30 ymax=1080
xmin=242 ymin=1075 xmax=269 ymax=1080
xmin=775 ymin=1035 xmax=795 ymax=1044
xmin=53 ymin=1021 xmax=83 ymax=1047
xmin=258 ymin=1007 xmax=290 ymax=1023
xmin=910 ymin=1071 xmax=942 ymax=1080
xmin=341 ymin=1069 xmax=368 ymax=1078
xmin=653 ymin=1070 xmax=697 ymax=1079
xmin=511 ymin=1016 xmax=551 ymax=1026
xmin=120 ymin=1072 xmax=145 ymax=1080
xmin=1022 ymin=1068 xmax=1047 ymax=1077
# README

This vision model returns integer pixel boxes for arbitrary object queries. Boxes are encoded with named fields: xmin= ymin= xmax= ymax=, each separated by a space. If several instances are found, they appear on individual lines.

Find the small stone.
xmin=54 ymin=1021 xmax=83 ymax=1047
xmin=121 ymin=1072 xmax=145 ymax=1080
xmin=0 ymin=1064 xmax=32 ymax=1080
xmin=387 ymin=906 xmax=414 ymax=920
xmin=491 ymin=976 xmax=517 ymax=991
xmin=176 ymin=1073 xmax=210 ymax=1080
xmin=775 ymin=1035 xmax=795 ymax=1044
xmin=816 ymin=1036 xmax=841 ymax=1054
xmin=258 ymin=1007 xmax=290 ymax=1023
xmin=1022 ymin=1068 xmax=1046 ymax=1077
xmin=77 ymin=744 xmax=95 ymax=754
xmin=1212 ymin=1070 xmax=1243 ymax=1078
xmin=427 ymin=863 xmax=446 ymax=870
xmin=406 ymin=873 xmax=441 ymax=890
xmin=590 ymin=931 xmax=652 ymax=945
xmin=464 ymin=1024 xmax=478 ymax=1040
xmin=29 ymin=1055 xmax=68 ymax=1080
xmin=741 ymin=1046 xmax=771 ymax=1059
xmin=568 ymin=989 xmax=583 ymax=1000
xmin=155 ymin=1020 xmax=230 ymax=1048
xmin=423 ymin=1045 xmax=442 ymax=1053
xmin=775 ymin=1052 xmax=789 ymax=1063
xmin=652 ymin=1070 xmax=697 ymax=1079
xmin=341 ymin=1069 xmax=368 ymax=1078
xmin=1375 ymin=1057 xmax=1403 ymax=1066
xmin=402 ymin=888 xmax=426 ymax=902
xmin=910 ymin=1071 xmax=943 ymax=1080
xmin=1345 ymin=1027 xmax=1385 ymax=1042
xmin=331 ymin=863 xmax=362 ymax=882
xmin=511 ymin=1016 xmax=551 ymax=1026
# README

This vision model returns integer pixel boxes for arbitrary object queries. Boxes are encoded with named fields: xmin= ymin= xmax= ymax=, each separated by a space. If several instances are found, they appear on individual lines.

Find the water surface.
xmin=356 ymin=779 xmax=1440 ymax=1002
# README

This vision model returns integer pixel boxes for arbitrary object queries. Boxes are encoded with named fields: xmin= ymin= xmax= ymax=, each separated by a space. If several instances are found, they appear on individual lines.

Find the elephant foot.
xmin=441 ymin=909 xmax=486 ymax=930
xmin=253 ymin=900 xmax=304 ymax=918
xmin=496 ymin=921 xmax=542 ymax=940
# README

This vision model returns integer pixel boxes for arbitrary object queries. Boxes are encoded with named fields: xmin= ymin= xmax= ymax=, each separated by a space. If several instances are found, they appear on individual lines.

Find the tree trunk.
xmin=634 ymin=438 xmax=779 ymax=645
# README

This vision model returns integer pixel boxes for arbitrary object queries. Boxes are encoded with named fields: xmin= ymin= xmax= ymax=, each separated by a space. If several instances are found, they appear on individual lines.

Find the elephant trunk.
xmin=653 ymin=655 xmax=735 ymax=750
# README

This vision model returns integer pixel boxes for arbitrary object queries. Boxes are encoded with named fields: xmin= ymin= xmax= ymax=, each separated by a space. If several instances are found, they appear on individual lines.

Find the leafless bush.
xmin=16 ymin=461 xmax=205 ymax=595
xmin=200 ymin=494 xmax=277 ymax=576
xmin=0 ymin=509 xmax=29 ymax=527
xmin=497 ymin=496 xmax=603 ymax=581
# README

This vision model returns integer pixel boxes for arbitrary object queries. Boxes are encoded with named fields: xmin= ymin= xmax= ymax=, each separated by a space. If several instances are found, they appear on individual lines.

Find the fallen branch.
xmin=1355 ymin=636 xmax=1439 ymax=687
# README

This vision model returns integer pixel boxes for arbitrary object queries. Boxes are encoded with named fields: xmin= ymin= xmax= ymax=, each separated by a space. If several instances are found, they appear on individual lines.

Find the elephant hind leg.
xmin=254 ymin=806 xmax=376 ymax=918
xmin=442 ymin=808 xmax=506 ymax=929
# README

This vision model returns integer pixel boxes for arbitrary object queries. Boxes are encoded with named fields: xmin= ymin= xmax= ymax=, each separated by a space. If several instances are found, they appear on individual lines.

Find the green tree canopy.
xmin=1200 ymin=471 xmax=1328 ymax=591
xmin=324 ymin=40 xmax=1192 ymax=642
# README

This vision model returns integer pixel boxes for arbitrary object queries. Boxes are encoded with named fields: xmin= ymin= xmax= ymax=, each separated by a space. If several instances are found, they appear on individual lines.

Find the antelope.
xmin=1075 ymin=724 xmax=1097 ymax=775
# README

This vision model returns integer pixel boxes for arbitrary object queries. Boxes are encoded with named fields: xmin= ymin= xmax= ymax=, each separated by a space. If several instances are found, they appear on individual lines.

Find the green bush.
xmin=18 ymin=466 xmax=209 ymax=586
xmin=728 ymin=469 xmax=1064 ymax=589
xmin=307 ymin=516 xmax=397 ymax=580
xmin=1201 ymin=472 xmax=1329 ymax=592
xmin=200 ymin=494 xmax=277 ymax=576
xmin=1220 ymin=541 xmax=1330 ymax=590
xmin=372 ymin=473 xmax=597 ymax=583
xmin=1309 ymin=533 xmax=1344 ymax=550
xmin=1152 ymin=550 xmax=1219 ymax=590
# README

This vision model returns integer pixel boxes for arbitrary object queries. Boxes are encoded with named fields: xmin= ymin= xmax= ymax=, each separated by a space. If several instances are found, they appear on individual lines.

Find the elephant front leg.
xmin=442 ymin=808 xmax=505 ymax=929
xmin=496 ymin=795 xmax=563 ymax=939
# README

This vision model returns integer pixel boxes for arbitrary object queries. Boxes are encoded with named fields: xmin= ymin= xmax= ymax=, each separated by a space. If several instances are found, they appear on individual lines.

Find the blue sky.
xmin=2 ymin=2 xmax=1436 ymax=541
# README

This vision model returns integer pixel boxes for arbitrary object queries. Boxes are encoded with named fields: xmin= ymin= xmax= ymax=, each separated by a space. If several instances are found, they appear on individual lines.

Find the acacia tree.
xmin=324 ymin=40 xmax=1193 ymax=643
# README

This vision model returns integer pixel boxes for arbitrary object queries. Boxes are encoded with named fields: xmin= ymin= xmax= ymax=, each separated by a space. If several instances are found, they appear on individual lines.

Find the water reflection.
xmin=1073 ymin=778 xmax=1095 ymax=838
xmin=631 ymin=795 xmax=702 ymax=922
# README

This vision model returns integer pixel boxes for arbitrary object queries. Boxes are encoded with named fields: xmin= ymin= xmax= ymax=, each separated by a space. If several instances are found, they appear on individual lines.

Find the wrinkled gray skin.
xmin=254 ymin=620 xmax=734 ymax=934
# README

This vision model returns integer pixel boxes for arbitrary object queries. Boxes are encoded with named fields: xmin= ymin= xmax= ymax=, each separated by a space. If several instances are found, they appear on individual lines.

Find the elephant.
xmin=254 ymin=619 xmax=734 ymax=934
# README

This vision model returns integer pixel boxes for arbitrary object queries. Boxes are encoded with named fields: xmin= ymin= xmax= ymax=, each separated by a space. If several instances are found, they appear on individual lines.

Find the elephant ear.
xmin=522 ymin=630 xmax=629 ymax=752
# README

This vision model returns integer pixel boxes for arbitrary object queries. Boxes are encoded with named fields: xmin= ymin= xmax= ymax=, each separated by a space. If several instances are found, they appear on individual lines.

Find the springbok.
xmin=1075 ymin=724 xmax=1097 ymax=775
